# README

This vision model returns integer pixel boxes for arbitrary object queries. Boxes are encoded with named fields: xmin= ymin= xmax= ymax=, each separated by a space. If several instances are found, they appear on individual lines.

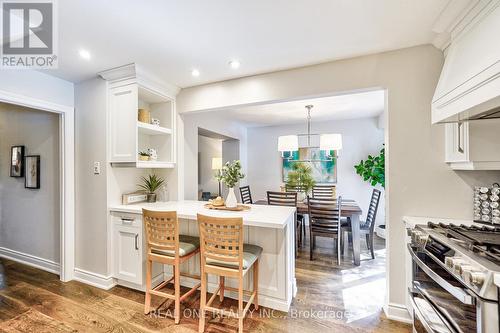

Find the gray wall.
xmin=74 ymin=78 xmax=109 ymax=274
xmin=0 ymin=103 xmax=60 ymax=263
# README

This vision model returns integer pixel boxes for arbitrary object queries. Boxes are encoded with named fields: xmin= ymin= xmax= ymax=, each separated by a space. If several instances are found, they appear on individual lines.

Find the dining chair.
xmin=307 ymin=196 xmax=343 ymax=264
xmin=267 ymin=191 xmax=302 ymax=249
xmin=142 ymin=209 xmax=201 ymax=324
xmin=197 ymin=214 xmax=261 ymax=333
xmin=239 ymin=185 xmax=253 ymax=204
xmin=283 ymin=186 xmax=307 ymax=245
xmin=312 ymin=184 xmax=336 ymax=199
xmin=342 ymin=189 xmax=381 ymax=259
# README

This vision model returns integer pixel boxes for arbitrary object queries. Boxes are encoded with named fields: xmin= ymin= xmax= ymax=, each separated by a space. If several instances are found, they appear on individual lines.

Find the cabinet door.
xmin=445 ymin=122 xmax=469 ymax=163
xmin=109 ymin=84 xmax=138 ymax=162
xmin=112 ymin=224 xmax=142 ymax=285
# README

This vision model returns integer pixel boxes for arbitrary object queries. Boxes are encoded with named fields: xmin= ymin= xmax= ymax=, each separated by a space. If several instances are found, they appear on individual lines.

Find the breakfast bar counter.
xmin=108 ymin=200 xmax=297 ymax=311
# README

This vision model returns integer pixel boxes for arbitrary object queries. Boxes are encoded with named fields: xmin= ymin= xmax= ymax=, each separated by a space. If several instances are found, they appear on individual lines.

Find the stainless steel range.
xmin=408 ymin=222 xmax=500 ymax=333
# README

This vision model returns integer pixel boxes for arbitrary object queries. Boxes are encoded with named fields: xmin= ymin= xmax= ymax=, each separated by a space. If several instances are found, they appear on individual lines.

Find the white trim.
xmin=0 ymin=88 xmax=75 ymax=282
xmin=73 ymin=268 xmax=116 ymax=290
xmin=383 ymin=303 xmax=412 ymax=324
xmin=0 ymin=247 xmax=60 ymax=275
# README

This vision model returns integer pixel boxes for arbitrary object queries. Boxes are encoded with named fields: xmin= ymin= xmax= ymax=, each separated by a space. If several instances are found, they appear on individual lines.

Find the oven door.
xmin=408 ymin=244 xmax=478 ymax=333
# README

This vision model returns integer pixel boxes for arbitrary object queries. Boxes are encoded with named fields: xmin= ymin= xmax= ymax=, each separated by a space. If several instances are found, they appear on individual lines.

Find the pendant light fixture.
xmin=277 ymin=105 xmax=342 ymax=160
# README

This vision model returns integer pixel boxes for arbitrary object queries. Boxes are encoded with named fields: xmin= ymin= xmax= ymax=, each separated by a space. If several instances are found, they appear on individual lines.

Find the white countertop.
xmin=109 ymin=200 xmax=296 ymax=229
xmin=403 ymin=216 xmax=480 ymax=228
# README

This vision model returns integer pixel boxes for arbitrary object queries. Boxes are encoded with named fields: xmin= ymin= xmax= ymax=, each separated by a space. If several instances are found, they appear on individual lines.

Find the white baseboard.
xmin=0 ymin=247 xmax=60 ymax=275
xmin=74 ymin=268 xmax=116 ymax=290
xmin=384 ymin=303 xmax=412 ymax=324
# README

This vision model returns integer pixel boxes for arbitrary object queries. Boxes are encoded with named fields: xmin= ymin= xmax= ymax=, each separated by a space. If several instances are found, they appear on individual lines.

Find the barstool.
xmin=143 ymin=209 xmax=201 ymax=324
xmin=197 ymin=214 xmax=262 ymax=333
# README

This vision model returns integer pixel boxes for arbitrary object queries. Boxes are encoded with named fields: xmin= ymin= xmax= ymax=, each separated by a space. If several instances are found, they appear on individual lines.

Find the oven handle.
xmin=409 ymin=289 xmax=455 ymax=333
xmin=407 ymin=244 xmax=475 ymax=305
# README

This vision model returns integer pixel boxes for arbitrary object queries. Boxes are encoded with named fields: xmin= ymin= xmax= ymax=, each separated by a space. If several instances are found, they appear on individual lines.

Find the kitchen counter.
xmin=109 ymin=200 xmax=296 ymax=229
xmin=108 ymin=200 xmax=297 ymax=311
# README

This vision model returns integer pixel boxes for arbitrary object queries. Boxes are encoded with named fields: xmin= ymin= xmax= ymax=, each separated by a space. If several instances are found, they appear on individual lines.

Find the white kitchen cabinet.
xmin=112 ymin=217 xmax=143 ymax=285
xmin=109 ymin=84 xmax=138 ymax=162
xmin=445 ymin=119 xmax=500 ymax=170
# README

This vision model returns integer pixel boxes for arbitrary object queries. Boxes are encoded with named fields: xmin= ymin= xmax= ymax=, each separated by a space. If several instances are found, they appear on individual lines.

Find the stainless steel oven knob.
xmin=464 ymin=271 xmax=485 ymax=287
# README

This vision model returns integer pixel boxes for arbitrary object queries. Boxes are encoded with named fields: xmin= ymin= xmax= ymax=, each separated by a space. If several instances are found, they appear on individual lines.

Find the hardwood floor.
xmin=0 ymin=235 xmax=411 ymax=332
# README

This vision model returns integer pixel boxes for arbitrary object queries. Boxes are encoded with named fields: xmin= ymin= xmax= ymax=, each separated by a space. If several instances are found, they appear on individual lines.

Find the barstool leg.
xmin=219 ymin=276 xmax=225 ymax=302
xmin=144 ymin=259 xmax=152 ymax=314
xmin=198 ymin=271 xmax=206 ymax=333
xmin=253 ymin=259 xmax=259 ymax=310
xmin=238 ymin=280 xmax=244 ymax=333
xmin=174 ymin=263 xmax=180 ymax=324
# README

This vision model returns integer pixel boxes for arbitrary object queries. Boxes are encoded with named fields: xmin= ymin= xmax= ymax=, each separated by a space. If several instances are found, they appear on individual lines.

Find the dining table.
xmin=254 ymin=198 xmax=364 ymax=266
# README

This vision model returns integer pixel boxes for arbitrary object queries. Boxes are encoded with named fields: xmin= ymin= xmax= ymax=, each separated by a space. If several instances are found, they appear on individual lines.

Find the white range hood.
xmin=432 ymin=0 xmax=500 ymax=124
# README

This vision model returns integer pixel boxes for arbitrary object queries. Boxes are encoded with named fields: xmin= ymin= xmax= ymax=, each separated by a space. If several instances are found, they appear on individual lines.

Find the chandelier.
xmin=277 ymin=105 xmax=342 ymax=160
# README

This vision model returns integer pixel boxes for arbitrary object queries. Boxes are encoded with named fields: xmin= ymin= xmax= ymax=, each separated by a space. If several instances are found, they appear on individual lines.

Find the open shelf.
xmin=136 ymin=160 xmax=175 ymax=169
xmin=137 ymin=122 xmax=172 ymax=135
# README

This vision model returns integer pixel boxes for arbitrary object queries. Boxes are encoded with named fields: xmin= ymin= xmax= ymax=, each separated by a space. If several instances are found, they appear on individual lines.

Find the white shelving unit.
xmin=101 ymin=65 xmax=177 ymax=169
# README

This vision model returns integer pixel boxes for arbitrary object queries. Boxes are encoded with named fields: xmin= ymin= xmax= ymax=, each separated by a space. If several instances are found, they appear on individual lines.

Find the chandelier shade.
xmin=278 ymin=135 xmax=299 ymax=152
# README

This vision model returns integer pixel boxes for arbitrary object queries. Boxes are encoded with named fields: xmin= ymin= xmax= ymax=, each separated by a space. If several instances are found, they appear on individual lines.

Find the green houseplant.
xmin=354 ymin=147 xmax=385 ymax=188
xmin=138 ymin=174 xmax=165 ymax=202
xmin=285 ymin=162 xmax=316 ymax=200
xmin=219 ymin=160 xmax=245 ymax=207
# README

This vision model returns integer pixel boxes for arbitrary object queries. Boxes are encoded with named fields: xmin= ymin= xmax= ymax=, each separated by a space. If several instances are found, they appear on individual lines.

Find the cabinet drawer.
xmin=111 ymin=212 xmax=142 ymax=228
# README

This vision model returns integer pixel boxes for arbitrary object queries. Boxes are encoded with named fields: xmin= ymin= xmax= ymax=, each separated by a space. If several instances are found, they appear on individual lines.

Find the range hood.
xmin=432 ymin=1 xmax=500 ymax=124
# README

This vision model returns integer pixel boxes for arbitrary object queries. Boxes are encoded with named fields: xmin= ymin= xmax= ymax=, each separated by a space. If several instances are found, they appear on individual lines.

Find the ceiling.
xmin=210 ymin=90 xmax=385 ymax=127
xmin=45 ymin=0 xmax=450 ymax=87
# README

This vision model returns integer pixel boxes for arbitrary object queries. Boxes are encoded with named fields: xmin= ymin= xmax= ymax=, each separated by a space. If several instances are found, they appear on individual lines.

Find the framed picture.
xmin=25 ymin=155 xmax=40 ymax=189
xmin=282 ymin=147 xmax=337 ymax=183
xmin=10 ymin=145 xmax=25 ymax=177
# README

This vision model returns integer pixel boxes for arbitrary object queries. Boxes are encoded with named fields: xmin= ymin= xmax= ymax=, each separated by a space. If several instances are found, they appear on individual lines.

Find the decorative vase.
xmin=138 ymin=108 xmax=151 ymax=123
xmin=298 ymin=191 xmax=306 ymax=202
xmin=147 ymin=193 xmax=157 ymax=203
xmin=139 ymin=155 xmax=149 ymax=161
xmin=225 ymin=187 xmax=237 ymax=208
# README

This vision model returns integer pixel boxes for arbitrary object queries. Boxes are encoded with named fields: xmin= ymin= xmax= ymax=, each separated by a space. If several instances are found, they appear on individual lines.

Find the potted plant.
xmin=354 ymin=147 xmax=385 ymax=188
xmin=219 ymin=160 xmax=245 ymax=208
xmin=138 ymin=151 xmax=150 ymax=161
xmin=285 ymin=162 xmax=315 ymax=201
xmin=138 ymin=174 xmax=165 ymax=202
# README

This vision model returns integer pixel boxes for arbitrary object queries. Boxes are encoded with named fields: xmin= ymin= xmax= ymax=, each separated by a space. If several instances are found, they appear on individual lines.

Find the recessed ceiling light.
xmin=79 ymin=49 xmax=91 ymax=60
xmin=229 ymin=60 xmax=240 ymax=69
xmin=191 ymin=69 xmax=200 ymax=77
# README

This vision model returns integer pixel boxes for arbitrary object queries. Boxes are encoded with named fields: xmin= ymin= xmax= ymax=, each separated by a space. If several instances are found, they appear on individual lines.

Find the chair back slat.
xmin=239 ymin=185 xmax=253 ymax=204
xmin=365 ymin=189 xmax=381 ymax=231
xmin=312 ymin=185 xmax=336 ymax=199
xmin=267 ymin=191 xmax=297 ymax=207
xmin=307 ymin=196 xmax=342 ymax=232
xmin=197 ymin=214 xmax=244 ymax=269
xmin=143 ymin=209 xmax=178 ymax=254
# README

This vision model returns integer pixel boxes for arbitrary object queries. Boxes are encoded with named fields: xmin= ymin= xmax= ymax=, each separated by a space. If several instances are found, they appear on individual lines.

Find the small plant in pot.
xmin=138 ymin=174 xmax=165 ymax=202
xmin=138 ymin=151 xmax=150 ymax=161
xmin=285 ymin=162 xmax=315 ymax=201
xmin=219 ymin=160 xmax=245 ymax=208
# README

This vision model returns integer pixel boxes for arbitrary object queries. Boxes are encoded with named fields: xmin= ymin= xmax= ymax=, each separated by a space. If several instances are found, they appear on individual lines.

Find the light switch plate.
xmin=93 ymin=162 xmax=100 ymax=175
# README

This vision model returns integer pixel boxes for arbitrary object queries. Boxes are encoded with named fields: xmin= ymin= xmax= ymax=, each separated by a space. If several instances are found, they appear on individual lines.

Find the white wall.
xmin=198 ymin=136 xmax=222 ymax=196
xmin=0 ymin=103 xmax=60 ymax=263
xmin=182 ymin=112 xmax=248 ymax=200
xmin=247 ymin=117 xmax=385 ymax=226
xmin=177 ymin=45 xmax=473 ymax=318
xmin=0 ymin=70 xmax=74 ymax=107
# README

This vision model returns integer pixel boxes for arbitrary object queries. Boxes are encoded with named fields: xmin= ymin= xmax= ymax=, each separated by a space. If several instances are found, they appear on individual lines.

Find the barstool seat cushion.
xmin=151 ymin=235 xmax=200 ymax=257
xmin=206 ymin=244 xmax=262 ymax=270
